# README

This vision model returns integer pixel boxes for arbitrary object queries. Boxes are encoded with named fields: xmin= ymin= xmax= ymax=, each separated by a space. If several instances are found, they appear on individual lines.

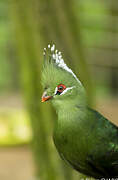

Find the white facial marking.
xmin=54 ymin=87 xmax=58 ymax=95
xmin=60 ymin=86 xmax=75 ymax=95
xmin=54 ymin=86 xmax=75 ymax=97
xmin=45 ymin=44 xmax=81 ymax=84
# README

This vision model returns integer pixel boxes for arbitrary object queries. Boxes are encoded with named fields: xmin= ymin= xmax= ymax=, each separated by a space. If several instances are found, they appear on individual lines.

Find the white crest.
xmin=44 ymin=44 xmax=81 ymax=85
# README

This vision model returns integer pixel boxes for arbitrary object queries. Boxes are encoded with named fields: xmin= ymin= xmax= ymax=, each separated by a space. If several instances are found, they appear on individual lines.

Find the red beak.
xmin=41 ymin=92 xmax=52 ymax=102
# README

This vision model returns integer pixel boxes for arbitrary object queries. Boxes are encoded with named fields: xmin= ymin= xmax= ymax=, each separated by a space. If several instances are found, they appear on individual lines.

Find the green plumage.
xmin=41 ymin=45 xmax=118 ymax=178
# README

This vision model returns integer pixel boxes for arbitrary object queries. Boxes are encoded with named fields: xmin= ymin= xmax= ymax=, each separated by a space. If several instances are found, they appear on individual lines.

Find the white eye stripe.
xmin=60 ymin=86 xmax=75 ymax=95
xmin=54 ymin=87 xmax=58 ymax=95
xmin=54 ymin=86 xmax=75 ymax=96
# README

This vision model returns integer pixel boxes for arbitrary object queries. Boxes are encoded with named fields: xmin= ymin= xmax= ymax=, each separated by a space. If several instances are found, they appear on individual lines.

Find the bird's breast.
xmin=53 ymin=118 xmax=89 ymax=165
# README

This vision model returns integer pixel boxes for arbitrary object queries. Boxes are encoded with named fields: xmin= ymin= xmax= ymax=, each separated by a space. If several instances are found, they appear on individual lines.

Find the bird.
xmin=41 ymin=44 xmax=118 ymax=179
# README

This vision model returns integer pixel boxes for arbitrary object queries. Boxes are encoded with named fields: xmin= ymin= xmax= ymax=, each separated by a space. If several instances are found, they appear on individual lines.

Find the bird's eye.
xmin=58 ymin=86 xmax=64 ymax=90
xmin=57 ymin=84 xmax=66 ymax=92
xmin=55 ymin=84 xmax=66 ymax=95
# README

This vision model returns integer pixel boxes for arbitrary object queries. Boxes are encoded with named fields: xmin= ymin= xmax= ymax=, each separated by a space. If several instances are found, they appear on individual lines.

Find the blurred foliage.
xmin=0 ymin=2 xmax=11 ymax=91
xmin=0 ymin=109 xmax=31 ymax=145
xmin=0 ymin=0 xmax=118 ymax=95
xmin=0 ymin=1 xmax=19 ymax=92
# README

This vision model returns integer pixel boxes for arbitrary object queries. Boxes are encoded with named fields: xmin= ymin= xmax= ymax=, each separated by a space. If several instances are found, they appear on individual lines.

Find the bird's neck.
xmin=53 ymin=96 xmax=87 ymax=115
xmin=53 ymin=97 xmax=88 ymax=138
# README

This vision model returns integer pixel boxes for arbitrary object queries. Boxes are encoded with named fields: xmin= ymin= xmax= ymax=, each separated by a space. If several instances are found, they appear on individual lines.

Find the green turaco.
xmin=41 ymin=44 xmax=118 ymax=178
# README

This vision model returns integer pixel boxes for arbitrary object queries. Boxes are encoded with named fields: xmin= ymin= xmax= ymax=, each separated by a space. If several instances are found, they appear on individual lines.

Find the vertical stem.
xmin=10 ymin=0 xmax=64 ymax=180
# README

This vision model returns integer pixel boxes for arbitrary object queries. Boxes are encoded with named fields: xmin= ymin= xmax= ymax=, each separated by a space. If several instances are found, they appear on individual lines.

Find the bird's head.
xmin=41 ymin=44 xmax=86 ymax=109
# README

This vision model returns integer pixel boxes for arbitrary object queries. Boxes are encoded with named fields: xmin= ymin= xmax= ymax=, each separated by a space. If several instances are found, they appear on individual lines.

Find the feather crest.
xmin=43 ymin=44 xmax=81 ymax=84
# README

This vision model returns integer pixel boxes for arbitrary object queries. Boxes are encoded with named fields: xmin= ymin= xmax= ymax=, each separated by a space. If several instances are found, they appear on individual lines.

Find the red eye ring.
xmin=57 ymin=84 xmax=66 ymax=92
